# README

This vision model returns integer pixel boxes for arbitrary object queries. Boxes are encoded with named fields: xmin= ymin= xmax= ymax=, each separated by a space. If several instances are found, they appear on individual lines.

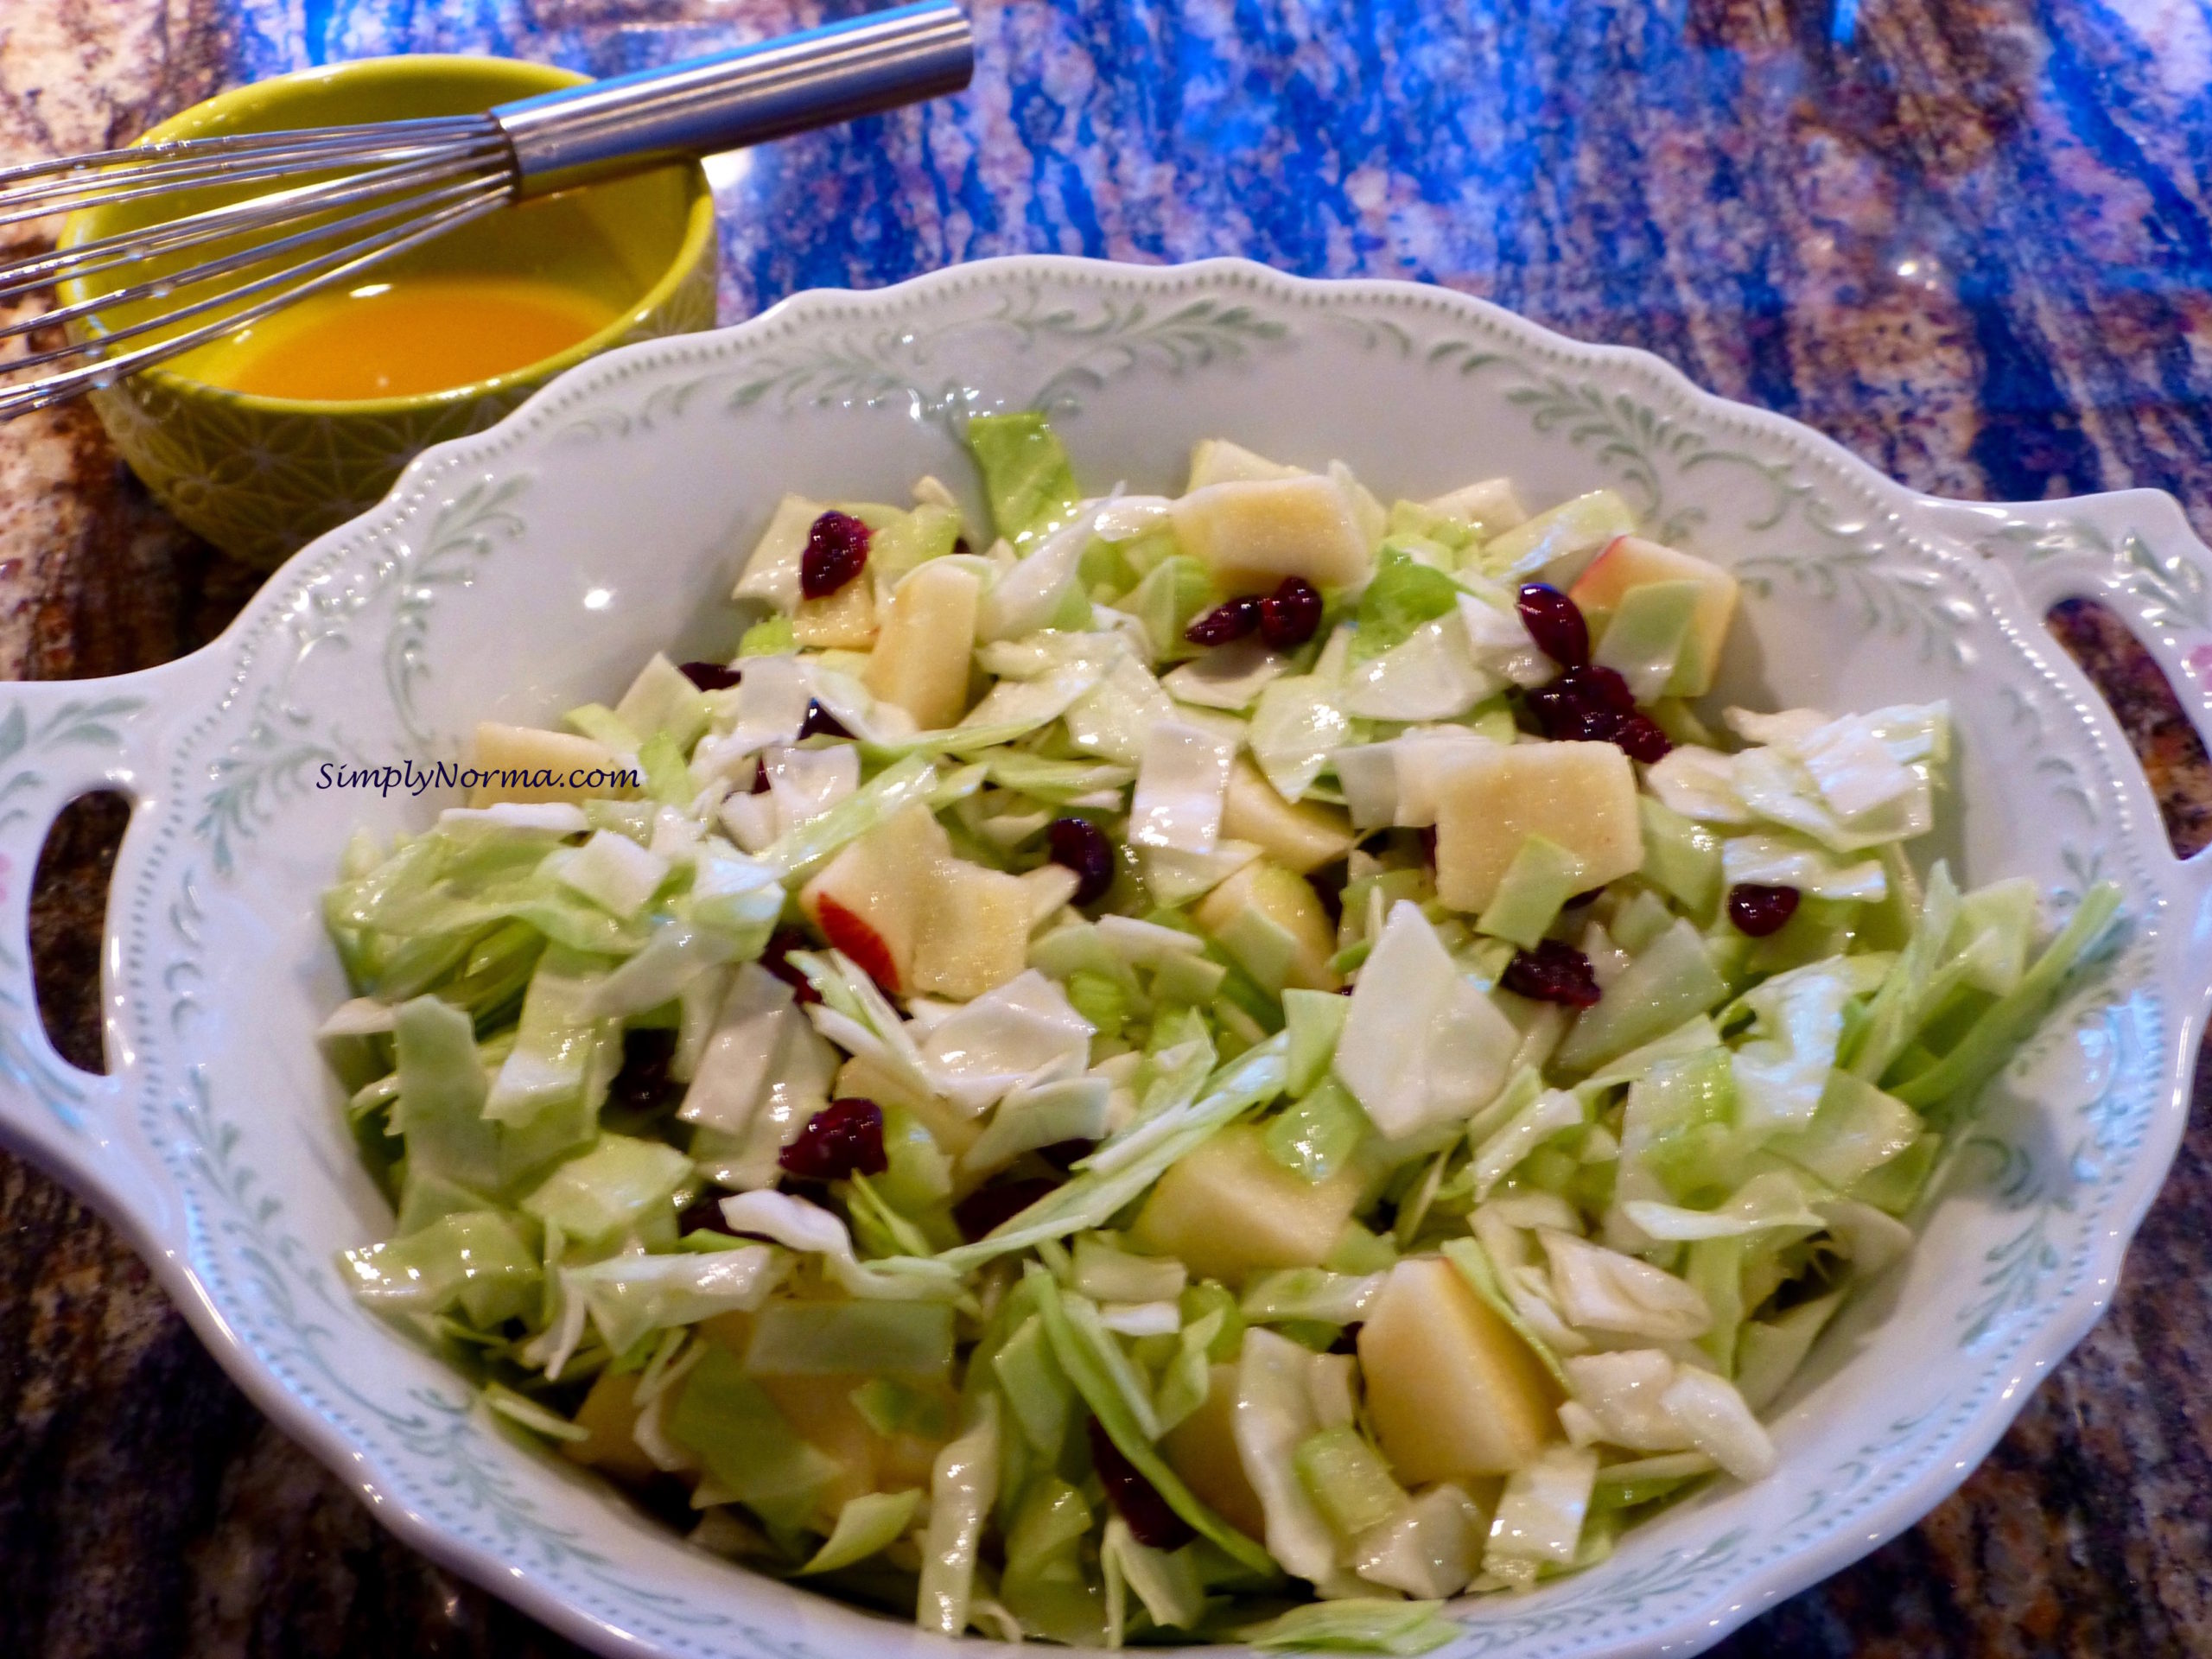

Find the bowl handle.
xmin=1948 ymin=488 xmax=2212 ymax=891
xmin=0 ymin=665 xmax=198 ymax=1233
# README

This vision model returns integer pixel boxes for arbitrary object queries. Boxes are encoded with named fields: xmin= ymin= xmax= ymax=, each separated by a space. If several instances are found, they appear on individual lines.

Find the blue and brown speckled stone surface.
xmin=3 ymin=1 xmax=2212 ymax=1654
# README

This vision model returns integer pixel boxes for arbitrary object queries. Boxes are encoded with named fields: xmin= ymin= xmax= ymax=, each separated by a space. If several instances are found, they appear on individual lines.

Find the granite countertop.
xmin=4 ymin=1 xmax=2212 ymax=1654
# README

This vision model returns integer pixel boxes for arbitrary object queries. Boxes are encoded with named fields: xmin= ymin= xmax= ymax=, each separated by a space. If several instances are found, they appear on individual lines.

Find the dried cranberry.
xmin=1258 ymin=576 xmax=1325 ymax=650
xmin=1328 ymin=1322 xmax=1363 ymax=1355
xmin=1727 ymin=883 xmax=1801 ymax=938
xmin=1516 ymin=583 xmax=1590 ymax=667
xmin=605 ymin=1027 xmax=680 ymax=1118
xmin=1612 ymin=713 xmax=1674 ymax=764
xmin=1087 ymin=1418 xmax=1193 ymax=1548
xmin=677 ymin=1194 xmax=737 ymax=1236
xmin=760 ymin=928 xmax=822 ymax=1004
xmin=797 ymin=699 xmax=852 ymax=741
xmin=1502 ymin=938 xmax=1603 ymax=1008
xmin=800 ymin=509 xmax=871 ymax=599
xmin=1308 ymin=863 xmax=1346 ymax=926
xmin=1528 ymin=664 xmax=1663 ymax=762
xmin=1522 ymin=681 xmax=1586 ymax=742
xmin=1567 ymin=664 xmax=1637 ymax=715
xmin=1184 ymin=594 xmax=1262 ymax=646
xmin=953 ymin=1177 xmax=1060 ymax=1242
xmin=780 ymin=1097 xmax=887 ymax=1181
xmin=748 ymin=758 xmax=773 ymax=794
xmin=1047 ymin=816 xmax=1116 ymax=905
xmin=679 ymin=659 xmax=742 ymax=691
xmin=1035 ymin=1139 xmax=1096 ymax=1171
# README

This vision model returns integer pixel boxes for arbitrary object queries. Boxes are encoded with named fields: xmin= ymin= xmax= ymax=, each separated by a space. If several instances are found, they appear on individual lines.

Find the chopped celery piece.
xmin=1609 ymin=887 xmax=1675 ymax=956
xmin=1554 ymin=919 xmax=1729 ymax=1075
xmin=1065 ymin=969 xmax=1129 ymax=1039
xmin=1475 ymin=834 xmax=1580 ymax=949
xmin=1294 ymin=1425 xmax=1406 ymax=1538
xmin=1263 ymin=1077 xmax=1369 ymax=1183
xmin=1638 ymin=795 xmax=1722 ymax=918
xmin=1282 ymin=987 xmax=1351 ymax=1095
xmin=1351 ymin=546 xmax=1462 ymax=663
xmin=1591 ymin=579 xmax=1700 ymax=703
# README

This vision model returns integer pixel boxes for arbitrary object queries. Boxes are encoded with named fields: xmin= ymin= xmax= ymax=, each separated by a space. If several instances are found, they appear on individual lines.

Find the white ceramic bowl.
xmin=3 ymin=257 xmax=2206 ymax=1659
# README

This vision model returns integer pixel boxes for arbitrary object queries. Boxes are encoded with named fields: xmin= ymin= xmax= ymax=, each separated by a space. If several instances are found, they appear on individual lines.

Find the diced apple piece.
xmin=1422 ymin=477 xmax=1527 ymax=538
xmin=1476 ymin=488 xmax=1637 ymax=584
xmin=1171 ymin=475 xmax=1374 ymax=594
xmin=791 ymin=576 xmax=878 ymax=649
xmin=1220 ymin=758 xmax=1356 ymax=874
xmin=1161 ymin=1361 xmax=1269 ymax=1540
xmin=799 ymin=803 xmax=949 ymax=994
xmin=1358 ymin=1256 xmax=1559 ymax=1482
xmin=562 ymin=1370 xmax=661 ymax=1484
xmin=1432 ymin=741 xmax=1643 ymax=914
xmin=865 ymin=560 xmax=981 ymax=730
xmin=1187 ymin=438 xmax=1306 ymax=490
xmin=1569 ymin=535 xmax=1739 ymax=697
xmin=469 ymin=721 xmax=637 ymax=804
xmin=1019 ymin=863 xmax=1081 ymax=926
xmin=614 ymin=652 xmax=712 ymax=749
xmin=756 ymin=1371 xmax=892 ymax=1522
xmin=732 ymin=493 xmax=825 ymax=613
xmin=912 ymin=857 xmax=1034 ymax=999
xmin=1129 ymin=1123 xmax=1362 ymax=1285
xmin=1195 ymin=860 xmax=1341 ymax=993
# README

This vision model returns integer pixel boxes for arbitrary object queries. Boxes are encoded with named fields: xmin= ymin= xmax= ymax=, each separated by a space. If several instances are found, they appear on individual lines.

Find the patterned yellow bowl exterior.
xmin=60 ymin=55 xmax=718 ymax=568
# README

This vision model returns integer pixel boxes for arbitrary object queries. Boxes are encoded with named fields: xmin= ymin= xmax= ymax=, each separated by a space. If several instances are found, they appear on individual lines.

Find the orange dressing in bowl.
xmin=209 ymin=275 xmax=621 ymax=401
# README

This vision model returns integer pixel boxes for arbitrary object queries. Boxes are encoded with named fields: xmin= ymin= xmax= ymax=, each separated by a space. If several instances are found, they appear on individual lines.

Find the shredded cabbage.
xmin=325 ymin=421 xmax=2119 ymax=1638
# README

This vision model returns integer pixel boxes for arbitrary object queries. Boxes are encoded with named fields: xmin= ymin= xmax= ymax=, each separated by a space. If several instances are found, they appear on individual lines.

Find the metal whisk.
xmin=0 ymin=0 xmax=971 ymax=420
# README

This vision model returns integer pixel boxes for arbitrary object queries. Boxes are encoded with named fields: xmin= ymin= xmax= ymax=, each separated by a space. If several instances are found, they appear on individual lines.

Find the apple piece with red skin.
xmin=798 ymin=803 xmax=948 ymax=994
xmin=1567 ymin=535 xmax=1739 ymax=698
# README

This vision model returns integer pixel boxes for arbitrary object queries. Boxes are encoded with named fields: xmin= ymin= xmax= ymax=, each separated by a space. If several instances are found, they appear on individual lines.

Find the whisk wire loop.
xmin=0 ymin=182 xmax=512 ymax=421
xmin=0 ymin=143 xmax=518 ymax=302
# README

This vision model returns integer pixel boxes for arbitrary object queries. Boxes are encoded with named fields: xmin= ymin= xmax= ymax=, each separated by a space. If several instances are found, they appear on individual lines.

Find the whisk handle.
xmin=492 ymin=0 xmax=973 ymax=197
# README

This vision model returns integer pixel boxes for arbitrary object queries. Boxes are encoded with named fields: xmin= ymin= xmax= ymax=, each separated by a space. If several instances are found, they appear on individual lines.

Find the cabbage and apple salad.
xmin=326 ymin=417 xmax=2119 ymax=1653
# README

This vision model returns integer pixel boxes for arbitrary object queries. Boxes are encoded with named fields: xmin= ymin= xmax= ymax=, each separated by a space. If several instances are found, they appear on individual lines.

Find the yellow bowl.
xmin=59 ymin=56 xmax=718 ymax=568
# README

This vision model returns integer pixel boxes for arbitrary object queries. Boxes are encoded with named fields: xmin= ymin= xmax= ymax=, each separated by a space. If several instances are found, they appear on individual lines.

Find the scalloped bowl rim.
xmin=13 ymin=255 xmax=2206 ymax=1659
